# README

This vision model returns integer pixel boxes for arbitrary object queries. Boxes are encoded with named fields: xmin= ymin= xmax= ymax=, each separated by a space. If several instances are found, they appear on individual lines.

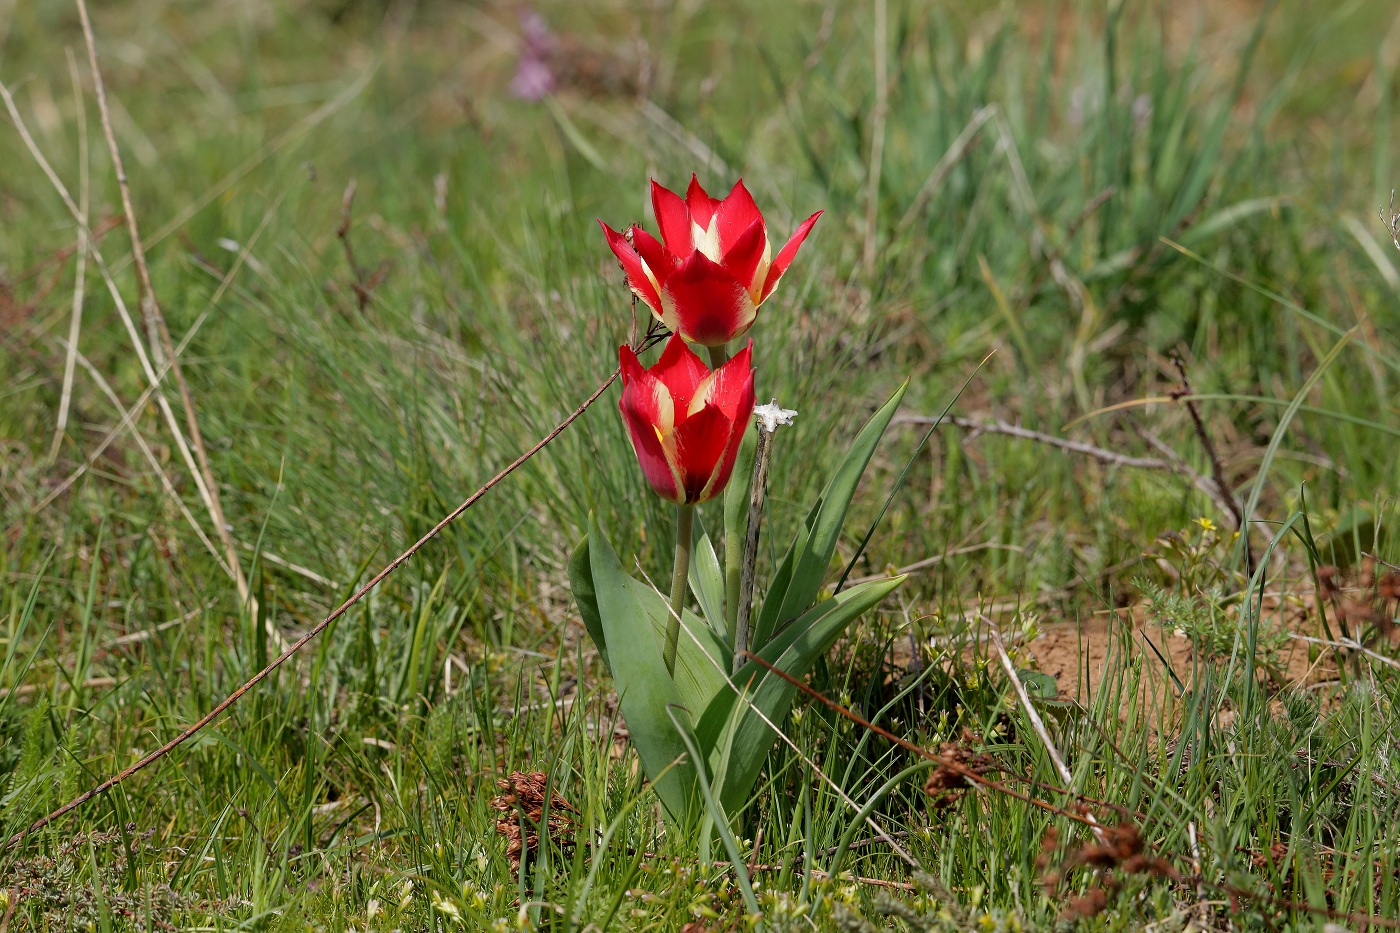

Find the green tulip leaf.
xmin=586 ymin=515 xmax=695 ymax=819
xmin=621 ymin=575 xmax=729 ymax=721
xmin=568 ymin=534 xmax=608 ymax=671
xmin=750 ymin=383 xmax=908 ymax=650
xmin=698 ymin=575 xmax=905 ymax=812
xmin=689 ymin=524 xmax=728 ymax=644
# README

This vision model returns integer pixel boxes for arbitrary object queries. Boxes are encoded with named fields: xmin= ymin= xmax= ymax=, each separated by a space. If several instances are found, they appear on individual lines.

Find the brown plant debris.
xmin=922 ymin=731 xmax=998 ymax=810
xmin=1041 ymin=821 xmax=1177 ymax=919
xmin=1059 ymin=885 xmax=1110 ymax=921
xmin=490 ymin=770 xmax=578 ymax=871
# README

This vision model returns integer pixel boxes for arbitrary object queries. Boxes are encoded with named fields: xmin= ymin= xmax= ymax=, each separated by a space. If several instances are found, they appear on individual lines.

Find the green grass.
xmin=1 ymin=0 xmax=1399 ymax=929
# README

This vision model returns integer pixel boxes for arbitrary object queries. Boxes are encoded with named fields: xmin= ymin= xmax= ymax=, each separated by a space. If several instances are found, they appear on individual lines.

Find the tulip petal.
xmin=661 ymin=252 xmax=758 ymax=347
xmin=759 ymin=210 xmax=823 ymax=304
xmin=630 ymin=227 xmax=674 ymax=275
xmin=706 ymin=341 xmax=755 ymax=417
xmin=720 ymin=219 xmax=768 ymax=294
xmin=697 ymin=357 xmax=755 ymax=501
xmin=685 ymin=174 xmax=722 ymax=233
xmin=600 ymin=221 xmax=662 ymax=315
xmin=619 ymin=345 xmax=683 ymax=502
xmin=672 ymin=403 xmax=732 ymax=503
xmin=651 ymin=334 xmax=711 ymax=415
xmin=714 ymin=180 xmax=766 ymax=255
xmin=651 ymin=179 xmax=694 ymax=256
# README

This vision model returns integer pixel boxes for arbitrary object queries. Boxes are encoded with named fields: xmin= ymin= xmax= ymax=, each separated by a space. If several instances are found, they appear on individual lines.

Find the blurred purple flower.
xmin=512 ymin=11 xmax=556 ymax=101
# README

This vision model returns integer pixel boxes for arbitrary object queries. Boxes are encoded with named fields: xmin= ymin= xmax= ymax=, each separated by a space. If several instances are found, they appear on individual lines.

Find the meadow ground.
xmin=2 ymin=1 xmax=1400 ymax=929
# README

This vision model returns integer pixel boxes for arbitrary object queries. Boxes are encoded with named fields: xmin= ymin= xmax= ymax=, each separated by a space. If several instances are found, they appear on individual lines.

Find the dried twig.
xmin=844 ymin=542 xmax=1023 ymax=586
xmin=68 ymin=346 xmax=232 ymax=576
xmin=895 ymin=413 xmax=1234 ymax=514
xmin=733 ymin=412 xmax=776 ymax=672
xmin=29 ymin=201 xmax=280 ymax=516
xmin=1168 ymin=351 xmax=1253 ymax=573
xmin=1381 ymin=189 xmax=1400 ymax=252
xmin=1289 ymin=633 xmax=1400 ymax=671
xmin=75 ymin=0 xmax=253 ymax=622
xmin=5 ymin=366 xmax=621 ymax=849
xmin=47 ymin=48 xmax=90 ymax=465
xmin=988 ymin=624 xmax=1107 ymax=844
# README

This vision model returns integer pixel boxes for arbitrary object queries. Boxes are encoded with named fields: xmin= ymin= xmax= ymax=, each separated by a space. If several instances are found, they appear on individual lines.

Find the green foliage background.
xmin=1 ymin=0 xmax=1398 ymax=929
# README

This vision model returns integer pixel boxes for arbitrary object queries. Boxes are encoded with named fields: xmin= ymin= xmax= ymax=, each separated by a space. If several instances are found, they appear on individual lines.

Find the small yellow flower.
xmin=1195 ymin=517 xmax=1216 ymax=533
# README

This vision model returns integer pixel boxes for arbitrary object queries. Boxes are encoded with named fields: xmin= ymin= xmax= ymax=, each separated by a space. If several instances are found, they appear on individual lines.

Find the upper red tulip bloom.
xmin=619 ymin=335 xmax=755 ymax=504
xmin=601 ymin=176 xmax=822 ymax=347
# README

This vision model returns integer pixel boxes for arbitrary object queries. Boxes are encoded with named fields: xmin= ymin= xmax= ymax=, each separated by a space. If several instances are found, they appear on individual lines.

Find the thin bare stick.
xmin=987 ymin=624 xmax=1106 ymax=844
xmin=1382 ymin=189 xmax=1400 ymax=252
xmin=1168 ymin=351 xmax=1253 ymax=573
xmin=844 ymin=542 xmax=1023 ymax=586
xmin=336 ymin=178 xmax=372 ymax=311
xmin=912 ymin=413 xmax=1184 ymax=469
xmin=732 ymin=424 xmax=773 ymax=672
xmin=5 ymin=367 xmax=620 ymax=849
xmin=895 ymin=412 xmax=1235 ymax=516
xmin=75 ymin=0 xmax=256 ymax=629
xmin=67 ymin=345 xmax=232 ymax=574
xmin=47 ymin=47 xmax=90 ymax=465
xmin=1289 ymin=633 xmax=1400 ymax=671
xmin=31 ymin=200 xmax=280 ymax=515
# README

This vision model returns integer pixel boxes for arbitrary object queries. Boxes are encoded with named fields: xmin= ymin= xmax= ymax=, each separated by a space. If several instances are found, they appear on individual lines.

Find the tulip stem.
xmin=706 ymin=343 xmax=729 ymax=370
xmin=664 ymin=503 xmax=695 ymax=676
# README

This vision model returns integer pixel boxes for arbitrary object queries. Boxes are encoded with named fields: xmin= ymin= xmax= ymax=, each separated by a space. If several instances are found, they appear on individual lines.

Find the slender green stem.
xmin=706 ymin=342 xmax=729 ymax=370
xmin=664 ymin=503 xmax=695 ymax=676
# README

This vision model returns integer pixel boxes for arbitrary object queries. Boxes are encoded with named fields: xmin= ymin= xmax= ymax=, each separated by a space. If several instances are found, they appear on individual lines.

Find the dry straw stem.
xmin=5 ymin=366 xmax=623 ymax=849
xmin=1169 ymin=351 xmax=1253 ymax=572
xmin=732 ymin=423 xmax=774 ymax=672
xmin=1290 ymin=633 xmax=1400 ymax=671
xmin=46 ymin=47 xmax=90 ymax=465
xmin=73 ymin=0 xmax=264 ymax=641
xmin=67 ymin=344 xmax=233 ymax=576
xmin=30 ymin=201 xmax=282 ymax=516
xmin=894 ymin=412 xmax=1238 ymax=519
xmin=986 ymin=623 xmax=1107 ymax=845
xmin=0 ymin=75 xmax=262 ymax=633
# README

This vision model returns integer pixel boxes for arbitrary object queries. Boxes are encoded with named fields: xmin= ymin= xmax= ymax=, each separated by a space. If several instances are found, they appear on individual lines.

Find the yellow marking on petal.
xmin=688 ymin=370 xmax=720 ymax=417
xmin=652 ymin=381 xmax=675 ymax=435
xmin=637 ymin=255 xmax=663 ymax=301
xmin=694 ymin=219 xmax=722 ymax=263
xmin=750 ymin=237 xmax=773 ymax=303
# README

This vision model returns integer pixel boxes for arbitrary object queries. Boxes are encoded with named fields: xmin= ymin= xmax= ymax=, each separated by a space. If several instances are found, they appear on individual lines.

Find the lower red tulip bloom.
xmin=618 ymin=336 xmax=755 ymax=504
xmin=601 ymin=176 xmax=821 ymax=346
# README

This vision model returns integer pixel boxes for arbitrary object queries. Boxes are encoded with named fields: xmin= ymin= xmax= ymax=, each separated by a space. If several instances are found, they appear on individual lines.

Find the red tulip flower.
xmin=619 ymin=335 xmax=755 ymax=504
xmin=601 ymin=176 xmax=822 ymax=347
